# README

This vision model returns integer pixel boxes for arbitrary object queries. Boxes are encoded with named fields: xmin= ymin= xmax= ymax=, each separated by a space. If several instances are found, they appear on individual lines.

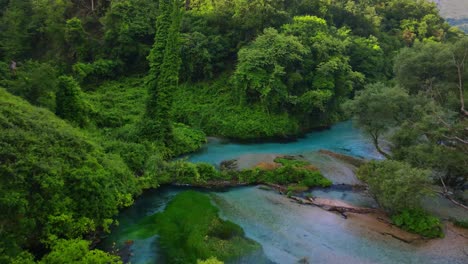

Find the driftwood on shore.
xmin=289 ymin=195 xmax=379 ymax=219
xmin=261 ymin=183 xmax=379 ymax=218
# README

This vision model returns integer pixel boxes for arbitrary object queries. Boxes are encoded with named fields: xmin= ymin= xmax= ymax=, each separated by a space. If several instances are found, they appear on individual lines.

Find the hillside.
xmin=433 ymin=0 xmax=468 ymax=31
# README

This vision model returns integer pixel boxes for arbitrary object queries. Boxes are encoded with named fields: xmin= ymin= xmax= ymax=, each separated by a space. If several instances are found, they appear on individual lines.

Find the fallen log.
xmin=289 ymin=195 xmax=379 ymax=217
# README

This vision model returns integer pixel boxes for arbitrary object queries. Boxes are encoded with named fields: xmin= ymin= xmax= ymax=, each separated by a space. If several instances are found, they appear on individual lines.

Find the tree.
xmin=39 ymin=239 xmax=122 ymax=264
xmin=345 ymin=83 xmax=412 ymax=158
xmin=0 ymin=88 xmax=139 ymax=260
xmin=0 ymin=0 xmax=33 ymax=60
xmin=55 ymin=76 xmax=90 ymax=127
xmin=101 ymin=0 xmax=158 ymax=69
xmin=449 ymin=37 xmax=468 ymax=116
xmin=141 ymin=0 xmax=182 ymax=144
xmin=357 ymin=160 xmax=431 ymax=213
xmin=233 ymin=28 xmax=308 ymax=112
xmin=5 ymin=60 xmax=58 ymax=111
xmin=64 ymin=17 xmax=89 ymax=63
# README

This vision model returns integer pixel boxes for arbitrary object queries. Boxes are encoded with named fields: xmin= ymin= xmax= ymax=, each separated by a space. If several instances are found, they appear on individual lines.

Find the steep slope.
xmin=0 ymin=88 xmax=139 ymax=260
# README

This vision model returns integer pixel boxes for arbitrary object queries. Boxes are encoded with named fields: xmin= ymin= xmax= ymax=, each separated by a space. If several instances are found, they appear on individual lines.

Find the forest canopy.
xmin=0 ymin=0 xmax=466 ymax=263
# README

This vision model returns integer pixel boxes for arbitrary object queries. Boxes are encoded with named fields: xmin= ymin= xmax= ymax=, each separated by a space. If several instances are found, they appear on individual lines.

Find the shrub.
xmin=55 ymin=76 xmax=91 ymax=127
xmin=73 ymin=59 xmax=123 ymax=85
xmin=171 ymin=123 xmax=207 ymax=156
xmin=392 ymin=209 xmax=444 ymax=238
xmin=357 ymin=160 xmax=431 ymax=212
xmin=453 ymin=219 xmax=468 ymax=229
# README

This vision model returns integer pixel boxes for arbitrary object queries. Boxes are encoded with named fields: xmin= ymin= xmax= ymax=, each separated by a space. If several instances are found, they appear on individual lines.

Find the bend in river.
xmin=100 ymin=121 xmax=468 ymax=264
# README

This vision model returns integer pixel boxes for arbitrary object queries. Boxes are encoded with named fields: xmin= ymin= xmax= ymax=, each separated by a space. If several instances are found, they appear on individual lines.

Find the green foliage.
xmin=55 ymin=76 xmax=91 ymax=127
xmin=172 ymin=123 xmax=207 ymax=156
xmin=0 ymin=89 xmax=139 ymax=258
xmin=357 ymin=160 xmax=431 ymax=212
xmin=4 ymin=60 xmax=58 ymax=111
xmin=273 ymin=157 xmax=309 ymax=167
xmin=85 ymin=77 xmax=146 ymax=129
xmin=453 ymin=219 xmax=468 ymax=229
xmin=344 ymin=83 xmax=412 ymax=158
xmin=64 ymin=17 xmax=88 ymax=62
xmin=39 ymin=239 xmax=122 ymax=264
xmin=172 ymin=76 xmax=300 ymax=140
xmin=123 ymin=191 xmax=259 ymax=263
xmin=73 ymin=59 xmax=123 ymax=85
xmin=392 ymin=209 xmax=443 ymax=238
xmin=233 ymin=27 xmax=308 ymax=112
xmin=231 ymin=165 xmax=331 ymax=189
xmin=0 ymin=0 xmax=33 ymax=60
xmin=197 ymin=257 xmax=224 ymax=264
xmin=141 ymin=0 xmax=182 ymax=144
xmin=102 ymin=0 xmax=158 ymax=69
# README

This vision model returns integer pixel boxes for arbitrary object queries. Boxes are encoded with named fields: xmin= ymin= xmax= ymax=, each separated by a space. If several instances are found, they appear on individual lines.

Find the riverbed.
xmin=100 ymin=121 xmax=468 ymax=263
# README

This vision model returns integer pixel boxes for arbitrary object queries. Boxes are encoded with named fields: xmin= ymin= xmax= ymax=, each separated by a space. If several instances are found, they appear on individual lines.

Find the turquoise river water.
xmin=100 ymin=121 xmax=467 ymax=264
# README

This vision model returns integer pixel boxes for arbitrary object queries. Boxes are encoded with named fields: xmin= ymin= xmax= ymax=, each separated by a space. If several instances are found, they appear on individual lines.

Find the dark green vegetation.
xmin=350 ymin=37 xmax=468 ymax=237
xmin=226 ymin=157 xmax=332 ymax=190
xmin=453 ymin=219 xmax=468 ymax=229
xmin=121 ymin=191 xmax=259 ymax=263
xmin=0 ymin=0 xmax=466 ymax=262
xmin=0 ymin=89 xmax=138 ymax=262
xmin=392 ymin=209 xmax=443 ymax=238
xmin=231 ymin=165 xmax=332 ymax=190
xmin=164 ymin=157 xmax=331 ymax=190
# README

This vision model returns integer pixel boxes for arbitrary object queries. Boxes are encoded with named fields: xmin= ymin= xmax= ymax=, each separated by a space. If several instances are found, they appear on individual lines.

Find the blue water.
xmin=186 ymin=121 xmax=382 ymax=165
xmin=101 ymin=121 xmax=467 ymax=264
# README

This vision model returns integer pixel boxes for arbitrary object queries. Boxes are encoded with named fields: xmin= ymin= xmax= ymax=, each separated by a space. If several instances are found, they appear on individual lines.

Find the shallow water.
xmin=186 ymin=121 xmax=383 ymax=165
xmin=213 ymin=187 xmax=466 ymax=264
xmin=101 ymin=121 xmax=467 ymax=264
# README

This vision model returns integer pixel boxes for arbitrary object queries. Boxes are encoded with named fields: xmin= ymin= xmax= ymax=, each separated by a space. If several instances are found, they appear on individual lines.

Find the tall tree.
xmin=141 ymin=0 xmax=182 ymax=144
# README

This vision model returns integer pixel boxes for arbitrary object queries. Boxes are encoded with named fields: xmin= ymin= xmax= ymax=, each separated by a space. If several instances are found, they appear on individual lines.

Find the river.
xmin=100 ymin=121 xmax=468 ymax=264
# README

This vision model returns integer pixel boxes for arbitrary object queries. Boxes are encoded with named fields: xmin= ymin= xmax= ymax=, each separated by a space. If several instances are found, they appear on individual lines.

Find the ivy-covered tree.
xmin=55 ymin=76 xmax=90 ymax=127
xmin=141 ymin=0 xmax=182 ymax=144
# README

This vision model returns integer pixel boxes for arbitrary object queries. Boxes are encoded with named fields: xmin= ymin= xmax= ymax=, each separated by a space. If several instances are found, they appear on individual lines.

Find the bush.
xmin=4 ymin=60 xmax=58 ymax=111
xmin=453 ymin=219 xmax=468 ymax=229
xmin=392 ymin=209 xmax=444 ymax=238
xmin=357 ymin=160 xmax=431 ymax=212
xmin=73 ymin=59 xmax=123 ymax=85
xmin=227 ymin=164 xmax=331 ymax=189
xmin=171 ymin=123 xmax=207 ymax=156
xmin=172 ymin=77 xmax=300 ymax=140
xmin=55 ymin=76 xmax=91 ymax=127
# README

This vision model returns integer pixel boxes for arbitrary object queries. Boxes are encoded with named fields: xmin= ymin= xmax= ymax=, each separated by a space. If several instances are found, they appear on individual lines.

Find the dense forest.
xmin=0 ymin=0 xmax=467 ymax=263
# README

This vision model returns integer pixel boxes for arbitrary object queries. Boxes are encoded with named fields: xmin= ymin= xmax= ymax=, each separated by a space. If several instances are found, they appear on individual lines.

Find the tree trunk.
xmin=371 ymin=133 xmax=391 ymax=159
xmin=453 ymin=52 xmax=468 ymax=117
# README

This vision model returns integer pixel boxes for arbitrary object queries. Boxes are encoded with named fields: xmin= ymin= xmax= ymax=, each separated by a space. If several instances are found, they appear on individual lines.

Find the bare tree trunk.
xmin=371 ymin=132 xmax=391 ymax=159
xmin=185 ymin=0 xmax=190 ymax=10
xmin=91 ymin=0 xmax=94 ymax=11
xmin=453 ymin=51 xmax=468 ymax=117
